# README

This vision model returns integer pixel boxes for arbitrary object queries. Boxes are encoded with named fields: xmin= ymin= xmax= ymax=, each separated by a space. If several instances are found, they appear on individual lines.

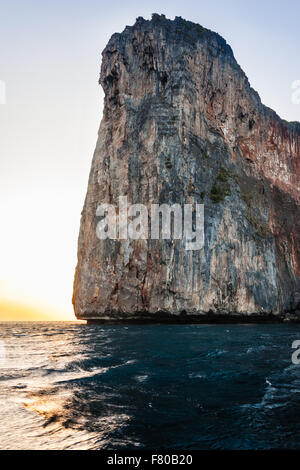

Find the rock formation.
xmin=73 ymin=14 xmax=300 ymax=322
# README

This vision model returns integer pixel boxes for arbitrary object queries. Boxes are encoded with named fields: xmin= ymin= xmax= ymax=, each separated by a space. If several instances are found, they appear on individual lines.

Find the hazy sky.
xmin=0 ymin=0 xmax=299 ymax=320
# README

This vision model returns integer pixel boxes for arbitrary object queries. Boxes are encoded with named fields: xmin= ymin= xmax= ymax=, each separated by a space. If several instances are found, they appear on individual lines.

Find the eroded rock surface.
xmin=73 ymin=14 xmax=300 ymax=322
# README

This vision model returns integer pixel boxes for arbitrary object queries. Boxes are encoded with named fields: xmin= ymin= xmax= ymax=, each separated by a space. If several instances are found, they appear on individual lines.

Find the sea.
xmin=0 ymin=322 xmax=299 ymax=450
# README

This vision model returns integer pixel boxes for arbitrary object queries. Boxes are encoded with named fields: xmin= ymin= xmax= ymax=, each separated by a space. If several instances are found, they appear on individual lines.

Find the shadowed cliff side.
xmin=73 ymin=14 xmax=300 ymax=322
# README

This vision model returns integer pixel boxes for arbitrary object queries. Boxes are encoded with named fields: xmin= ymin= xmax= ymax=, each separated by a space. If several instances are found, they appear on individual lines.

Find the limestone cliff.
xmin=73 ymin=14 xmax=300 ymax=322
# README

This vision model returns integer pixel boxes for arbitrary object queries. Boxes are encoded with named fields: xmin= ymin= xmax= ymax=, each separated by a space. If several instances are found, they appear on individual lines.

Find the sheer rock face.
xmin=73 ymin=15 xmax=300 ymax=321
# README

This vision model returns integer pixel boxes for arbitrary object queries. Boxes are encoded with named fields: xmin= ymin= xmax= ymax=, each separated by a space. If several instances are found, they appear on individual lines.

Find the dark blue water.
xmin=0 ymin=322 xmax=299 ymax=449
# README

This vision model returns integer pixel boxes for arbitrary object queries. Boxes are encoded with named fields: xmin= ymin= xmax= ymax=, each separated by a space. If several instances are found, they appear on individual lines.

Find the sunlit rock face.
xmin=73 ymin=14 xmax=300 ymax=321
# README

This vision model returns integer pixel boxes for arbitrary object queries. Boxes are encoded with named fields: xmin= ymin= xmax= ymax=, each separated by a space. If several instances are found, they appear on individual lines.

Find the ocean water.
xmin=0 ymin=321 xmax=299 ymax=450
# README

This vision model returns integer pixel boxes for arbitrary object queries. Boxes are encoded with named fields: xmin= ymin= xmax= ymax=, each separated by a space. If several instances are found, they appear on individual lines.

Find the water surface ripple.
xmin=0 ymin=322 xmax=299 ymax=449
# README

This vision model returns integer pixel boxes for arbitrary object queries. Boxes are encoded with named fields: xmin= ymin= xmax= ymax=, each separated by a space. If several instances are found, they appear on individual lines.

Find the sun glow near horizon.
xmin=0 ymin=299 xmax=76 ymax=322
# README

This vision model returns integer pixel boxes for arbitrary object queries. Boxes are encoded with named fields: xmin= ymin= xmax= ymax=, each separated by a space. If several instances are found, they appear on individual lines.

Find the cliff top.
xmin=102 ymin=13 xmax=300 ymax=132
xmin=107 ymin=13 xmax=234 ymax=58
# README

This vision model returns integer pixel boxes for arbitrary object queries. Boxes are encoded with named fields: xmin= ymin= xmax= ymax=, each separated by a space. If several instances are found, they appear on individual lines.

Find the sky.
xmin=0 ymin=0 xmax=299 ymax=320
